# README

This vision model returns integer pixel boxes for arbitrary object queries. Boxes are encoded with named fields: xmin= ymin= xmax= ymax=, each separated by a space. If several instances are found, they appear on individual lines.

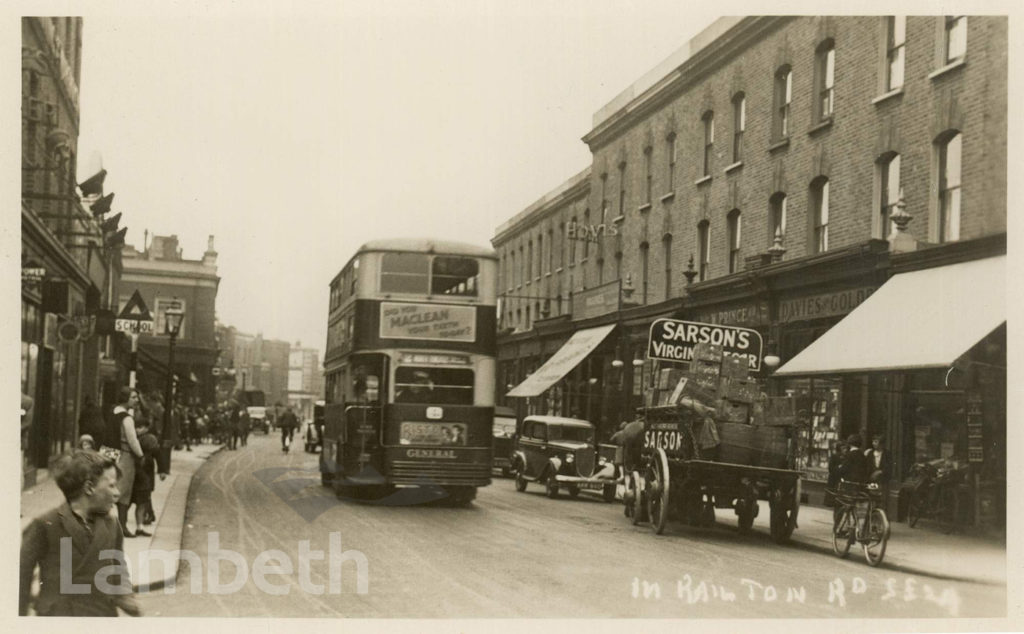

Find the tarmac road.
xmin=135 ymin=433 xmax=1004 ymax=618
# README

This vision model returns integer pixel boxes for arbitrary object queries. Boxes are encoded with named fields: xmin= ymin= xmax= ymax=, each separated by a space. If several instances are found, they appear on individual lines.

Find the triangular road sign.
xmin=118 ymin=290 xmax=153 ymax=321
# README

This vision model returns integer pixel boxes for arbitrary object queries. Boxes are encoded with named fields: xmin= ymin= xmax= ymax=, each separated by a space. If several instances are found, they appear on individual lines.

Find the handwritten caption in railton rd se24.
xmin=630 ymin=574 xmax=961 ymax=616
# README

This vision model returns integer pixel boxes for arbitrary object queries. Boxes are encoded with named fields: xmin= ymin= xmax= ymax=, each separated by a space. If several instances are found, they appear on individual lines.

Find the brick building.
xmin=120 ymin=234 xmax=220 ymax=404
xmin=21 ymin=17 xmax=134 ymax=484
xmin=493 ymin=16 xmax=1006 ymax=521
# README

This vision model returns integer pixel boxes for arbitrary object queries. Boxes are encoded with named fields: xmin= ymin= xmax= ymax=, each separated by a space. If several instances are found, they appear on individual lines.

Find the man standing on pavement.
xmin=20 ymin=450 xmax=141 ymax=616
xmin=279 ymin=405 xmax=298 ymax=453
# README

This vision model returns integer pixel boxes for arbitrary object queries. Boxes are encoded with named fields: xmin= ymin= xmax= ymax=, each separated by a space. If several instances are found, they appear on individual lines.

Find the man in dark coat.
xmin=279 ymin=405 xmax=299 ymax=452
xmin=20 ymin=450 xmax=140 ymax=616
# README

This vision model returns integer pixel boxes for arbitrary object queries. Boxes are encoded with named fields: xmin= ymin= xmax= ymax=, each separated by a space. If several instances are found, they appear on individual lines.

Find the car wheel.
xmin=515 ymin=470 xmax=528 ymax=492
xmin=546 ymin=476 xmax=559 ymax=499
xmin=603 ymin=483 xmax=617 ymax=503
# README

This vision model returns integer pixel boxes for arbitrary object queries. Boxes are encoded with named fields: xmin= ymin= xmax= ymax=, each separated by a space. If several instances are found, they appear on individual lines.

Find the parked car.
xmin=492 ymin=406 xmax=517 ymax=477
xmin=511 ymin=415 xmax=617 ymax=501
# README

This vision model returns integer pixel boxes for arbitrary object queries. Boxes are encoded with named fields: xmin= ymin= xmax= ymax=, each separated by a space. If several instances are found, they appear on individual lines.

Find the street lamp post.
xmin=162 ymin=306 xmax=185 ymax=450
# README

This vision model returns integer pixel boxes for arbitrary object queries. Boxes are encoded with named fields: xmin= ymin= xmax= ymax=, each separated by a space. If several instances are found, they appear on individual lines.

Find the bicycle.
xmin=828 ymin=480 xmax=890 ymax=566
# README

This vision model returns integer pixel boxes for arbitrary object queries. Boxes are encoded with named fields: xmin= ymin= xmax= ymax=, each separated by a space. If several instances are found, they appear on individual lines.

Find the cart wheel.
xmin=629 ymin=471 xmax=645 ymax=525
xmin=646 ymin=448 xmax=671 ymax=535
xmin=769 ymin=486 xmax=798 ymax=544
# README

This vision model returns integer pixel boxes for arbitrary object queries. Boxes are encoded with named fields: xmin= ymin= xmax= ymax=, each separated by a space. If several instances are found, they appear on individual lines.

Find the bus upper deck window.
xmin=380 ymin=253 xmax=428 ymax=294
xmin=432 ymin=256 xmax=479 ymax=296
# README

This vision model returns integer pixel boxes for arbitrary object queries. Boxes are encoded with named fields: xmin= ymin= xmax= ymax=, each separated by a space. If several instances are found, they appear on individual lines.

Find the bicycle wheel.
xmin=863 ymin=507 xmax=890 ymax=567
xmin=831 ymin=507 xmax=855 ymax=558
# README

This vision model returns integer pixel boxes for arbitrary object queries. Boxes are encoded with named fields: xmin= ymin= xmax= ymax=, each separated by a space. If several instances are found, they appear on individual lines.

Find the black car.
xmin=511 ymin=415 xmax=617 ymax=501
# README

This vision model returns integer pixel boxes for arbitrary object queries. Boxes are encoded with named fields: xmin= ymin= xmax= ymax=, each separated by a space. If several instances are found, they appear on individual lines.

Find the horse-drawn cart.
xmin=623 ymin=401 xmax=802 ymax=543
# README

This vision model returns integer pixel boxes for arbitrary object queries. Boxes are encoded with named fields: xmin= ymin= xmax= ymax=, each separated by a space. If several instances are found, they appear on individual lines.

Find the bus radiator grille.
xmin=390 ymin=461 xmax=491 ymax=486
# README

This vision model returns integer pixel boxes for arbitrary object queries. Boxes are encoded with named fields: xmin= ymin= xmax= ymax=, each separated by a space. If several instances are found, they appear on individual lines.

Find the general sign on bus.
xmin=647 ymin=318 xmax=764 ymax=371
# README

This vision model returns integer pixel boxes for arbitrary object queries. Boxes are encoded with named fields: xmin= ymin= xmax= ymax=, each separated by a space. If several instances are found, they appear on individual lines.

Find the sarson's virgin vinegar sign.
xmin=647 ymin=318 xmax=764 ymax=371
xmin=380 ymin=302 xmax=476 ymax=342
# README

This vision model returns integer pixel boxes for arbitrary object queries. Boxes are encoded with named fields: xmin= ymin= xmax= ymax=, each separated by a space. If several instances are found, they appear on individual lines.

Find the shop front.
xmin=775 ymin=253 xmax=1006 ymax=527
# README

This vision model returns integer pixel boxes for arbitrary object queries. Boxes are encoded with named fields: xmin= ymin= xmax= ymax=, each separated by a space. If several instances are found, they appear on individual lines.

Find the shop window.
xmin=785 ymin=377 xmax=842 ymax=481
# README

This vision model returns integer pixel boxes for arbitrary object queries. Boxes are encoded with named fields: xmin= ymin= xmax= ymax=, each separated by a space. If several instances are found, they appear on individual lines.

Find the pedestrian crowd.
xmin=22 ymin=387 xmax=277 ymax=617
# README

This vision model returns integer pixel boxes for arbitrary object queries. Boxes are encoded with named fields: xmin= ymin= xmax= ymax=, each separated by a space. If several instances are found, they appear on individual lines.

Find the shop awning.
xmin=775 ymin=255 xmax=1005 ymax=376
xmin=506 ymin=324 xmax=616 ymax=397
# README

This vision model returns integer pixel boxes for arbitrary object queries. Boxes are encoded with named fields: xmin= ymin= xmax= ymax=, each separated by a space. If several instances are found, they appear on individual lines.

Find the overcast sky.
xmin=71 ymin=0 xmax=724 ymax=354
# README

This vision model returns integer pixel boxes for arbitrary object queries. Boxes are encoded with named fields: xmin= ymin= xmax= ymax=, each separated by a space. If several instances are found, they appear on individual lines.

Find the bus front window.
xmin=394 ymin=366 xmax=474 ymax=405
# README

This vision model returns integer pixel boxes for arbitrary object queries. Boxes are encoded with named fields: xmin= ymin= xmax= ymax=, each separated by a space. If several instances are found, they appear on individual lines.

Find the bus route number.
xmin=644 ymin=430 xmax=684 ymax=452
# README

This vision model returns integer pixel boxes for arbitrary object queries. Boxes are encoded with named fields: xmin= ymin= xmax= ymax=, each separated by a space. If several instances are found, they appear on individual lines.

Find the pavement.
xmin=743 ymin=497 xmax=1007 ymax=586
xmin=20 ymin=442 xmax=224 ymax=595
xmin=21 ymin=442 xmax=1006 ymax=606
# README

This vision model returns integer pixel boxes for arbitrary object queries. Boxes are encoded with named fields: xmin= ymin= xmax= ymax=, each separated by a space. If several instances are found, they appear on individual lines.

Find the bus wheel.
xmin=448 ymin=486 xmax=476 ymax=506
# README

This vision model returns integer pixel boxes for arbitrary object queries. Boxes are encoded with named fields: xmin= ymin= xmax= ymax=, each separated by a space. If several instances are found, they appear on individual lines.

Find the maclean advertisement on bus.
xmin=647 ymin=318 xmax=764 ymax=371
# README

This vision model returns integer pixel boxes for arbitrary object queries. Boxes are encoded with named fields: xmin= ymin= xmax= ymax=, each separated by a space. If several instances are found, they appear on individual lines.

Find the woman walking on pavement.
xmin=108 ymin=387 xmax=145 ymax=537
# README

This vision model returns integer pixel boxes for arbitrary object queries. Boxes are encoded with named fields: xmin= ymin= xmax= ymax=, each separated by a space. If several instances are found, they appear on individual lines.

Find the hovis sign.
xmin=647 ymin=318 xmax=764 ymax=371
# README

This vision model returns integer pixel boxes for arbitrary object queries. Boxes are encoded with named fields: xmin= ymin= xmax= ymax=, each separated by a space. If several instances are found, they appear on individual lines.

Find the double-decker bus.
xmin=320 ymin=239 xmax=498 ymax=504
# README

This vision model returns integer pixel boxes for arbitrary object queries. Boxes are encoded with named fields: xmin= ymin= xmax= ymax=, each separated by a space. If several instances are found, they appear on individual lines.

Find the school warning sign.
xmin=647 ymin=318 xmax=764 ymax=371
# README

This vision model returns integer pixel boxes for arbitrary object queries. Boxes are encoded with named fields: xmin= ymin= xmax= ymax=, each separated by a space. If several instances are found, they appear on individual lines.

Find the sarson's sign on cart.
xmin=647 ymin=318 xmax=764 ymax=371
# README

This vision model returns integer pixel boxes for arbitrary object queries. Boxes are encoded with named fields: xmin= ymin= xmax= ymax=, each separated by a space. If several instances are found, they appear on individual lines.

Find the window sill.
xmin=768 ymin=137 xmax=790 ymax=153
xmin=808 ymin=118 xmax=833 ymax=136
xmin=555 ymin=267 xmax=563 ymax=273
xmin=660 ymin=191 xmax=675 ymax=203
xmin=872 ymin=87 xmax=904 ymax=105
xmin=545 ymin=271 xmax=552 ymax=278
xmin=525 ymin=280 xmax=531 ymax=286
xmin=580 ymin=258 xmax=589 ymax=265
xmin=612 ymin=215 xmax=625 ymax=224
xmin=724 ymin=161 xmax=743 ymax=174
xmin=694 ymin=175 xmax=712 ymax=186
xmin=638 ymin=203 xmax=652 ymax=213
xmin=928 ymin=58 xmax=966 ymax=81
xmin=535 ymin=277 xmax=542 ymax=283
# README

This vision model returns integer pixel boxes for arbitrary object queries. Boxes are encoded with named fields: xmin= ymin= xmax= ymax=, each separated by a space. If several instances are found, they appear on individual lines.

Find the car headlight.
xmin=565 ymin=453 xmax=574 ymax=463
